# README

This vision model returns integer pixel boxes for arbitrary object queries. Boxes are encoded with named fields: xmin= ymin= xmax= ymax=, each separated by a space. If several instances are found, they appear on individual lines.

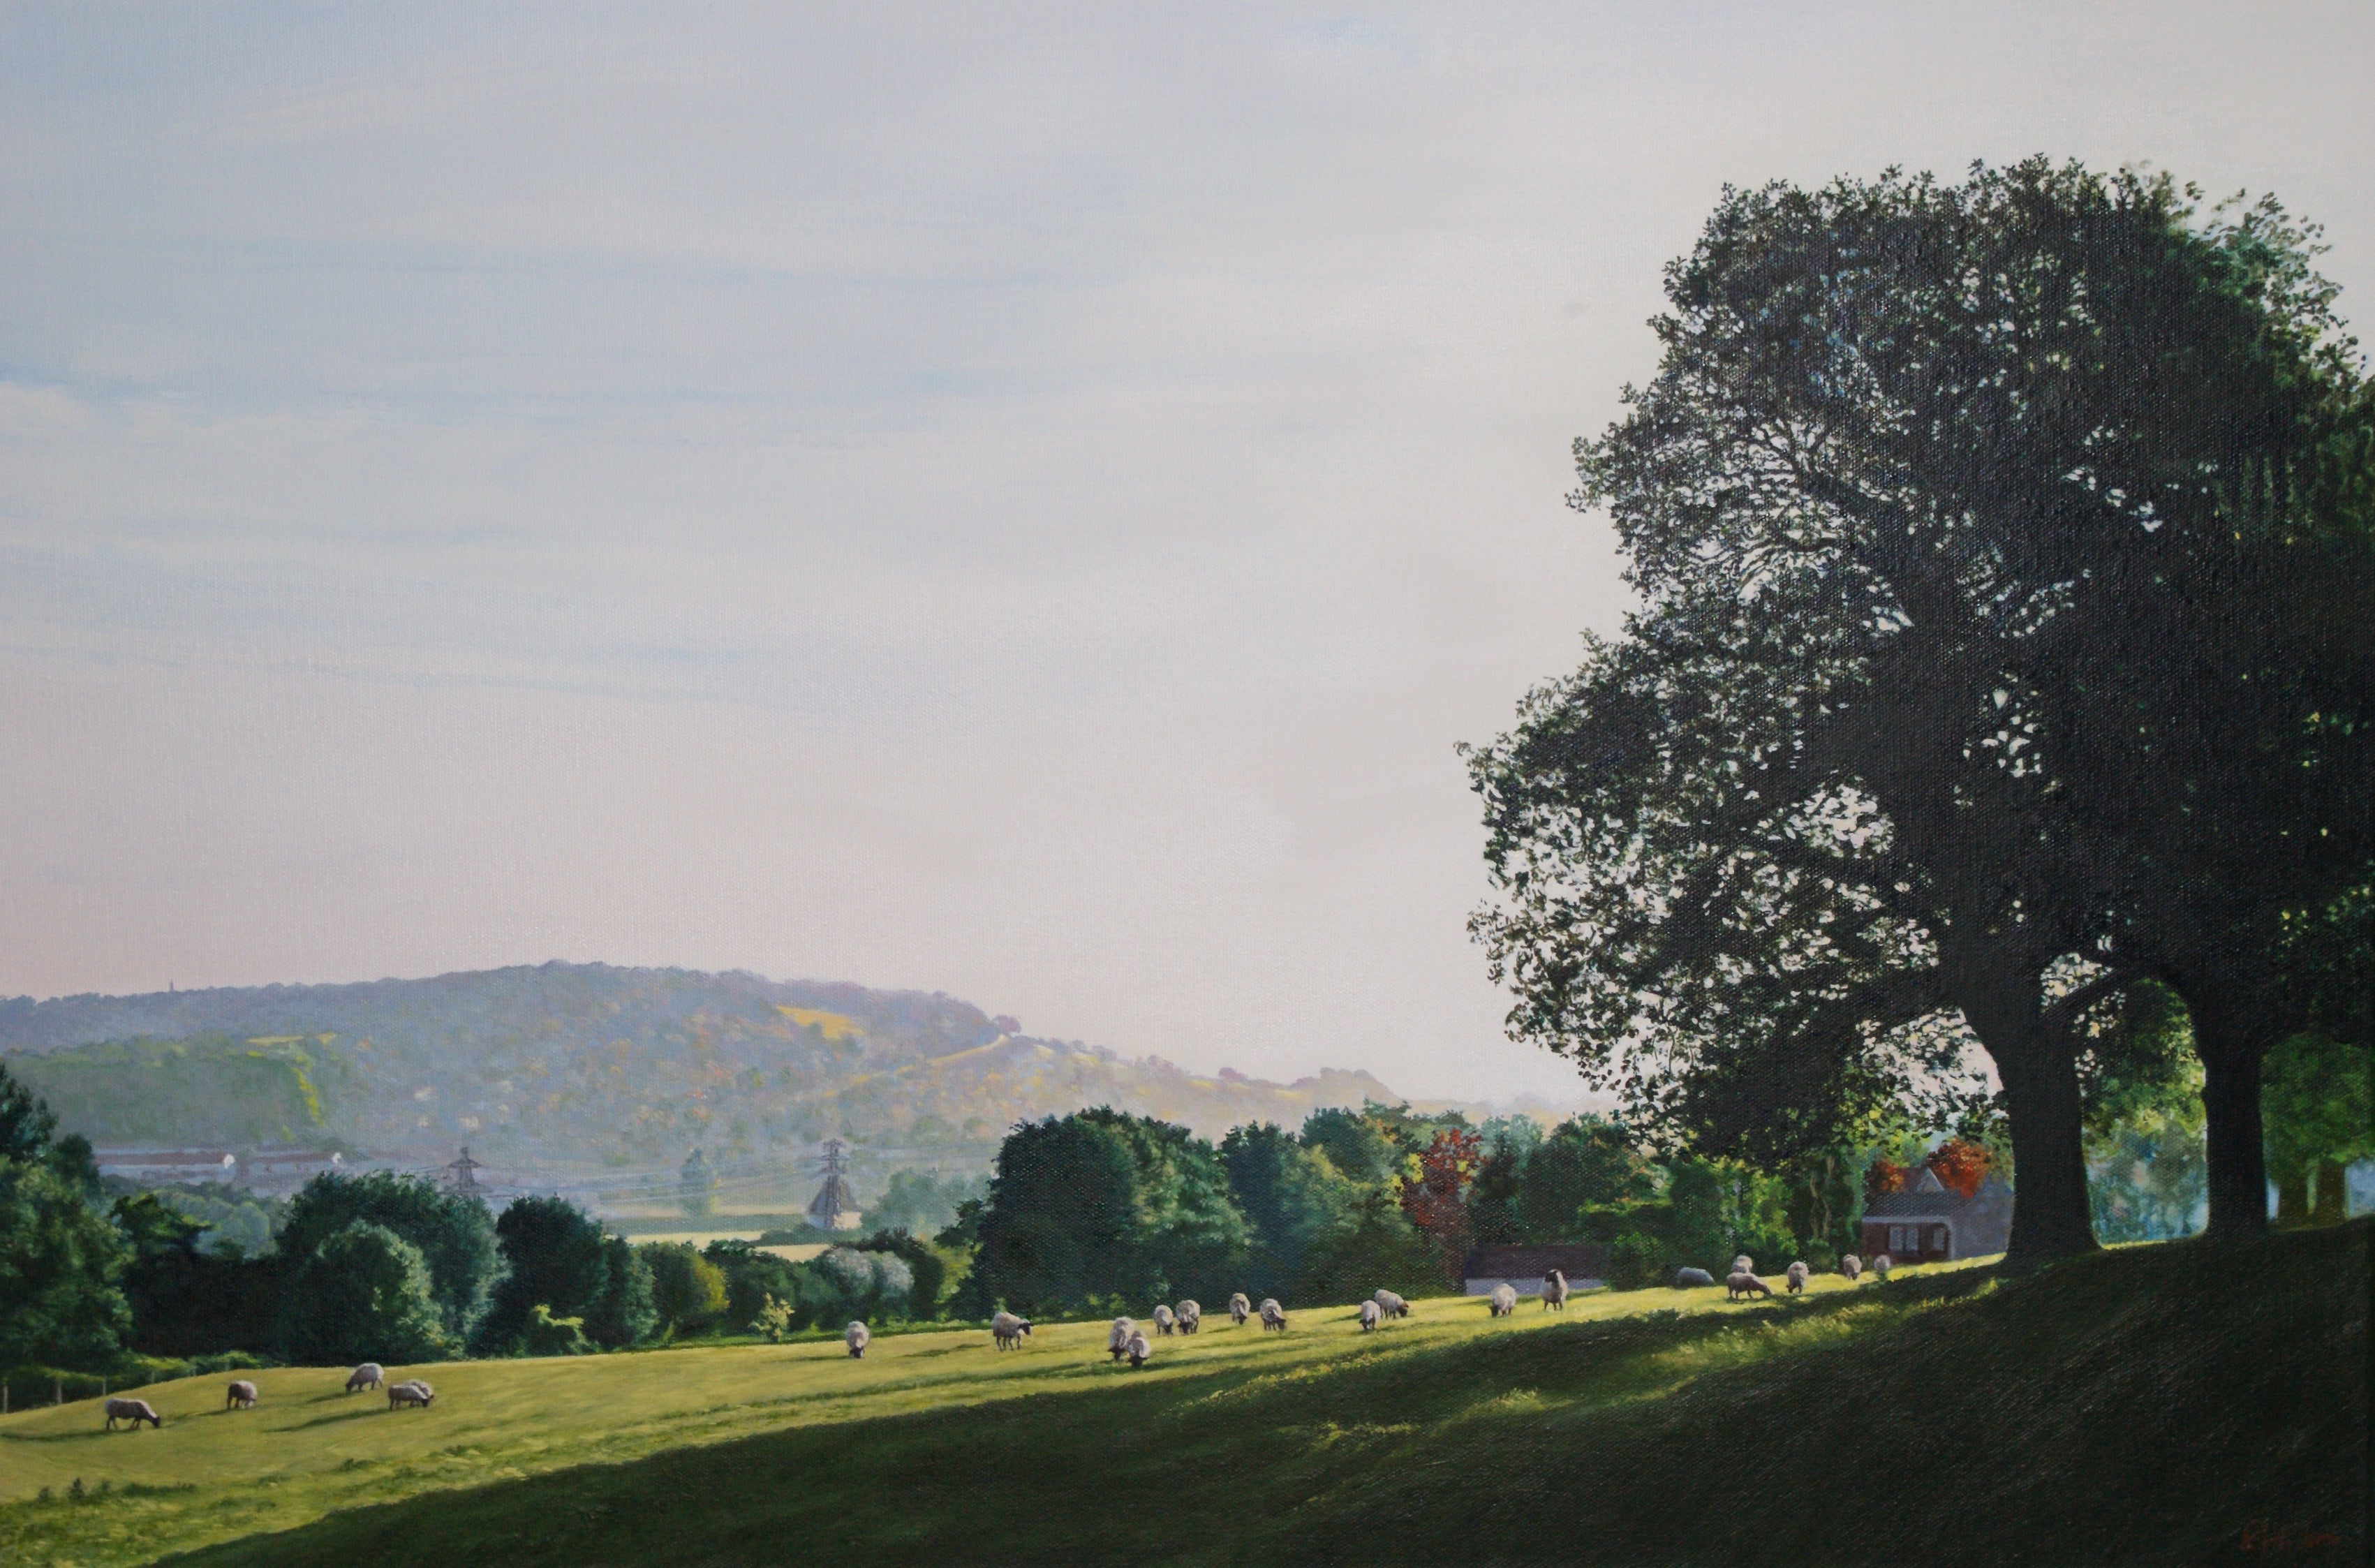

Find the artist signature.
xmin=2238 ymin=1519 xmax=2344 ymax=1555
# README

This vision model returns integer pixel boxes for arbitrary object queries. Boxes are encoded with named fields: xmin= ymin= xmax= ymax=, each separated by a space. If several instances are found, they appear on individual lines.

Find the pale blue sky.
xmin=3 ymin=3 xmax=2369 ymax=1099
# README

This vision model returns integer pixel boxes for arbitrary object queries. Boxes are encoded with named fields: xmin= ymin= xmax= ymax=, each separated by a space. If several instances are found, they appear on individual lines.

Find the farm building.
xmin=1460 ymin=1244 xmax=1606 ymax=1296
xmin=1860 ymin=1169 xmax=2013 ymax=1262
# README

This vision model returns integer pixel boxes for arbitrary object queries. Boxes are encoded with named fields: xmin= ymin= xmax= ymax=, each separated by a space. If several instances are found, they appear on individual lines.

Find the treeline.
xmin=940 ymin=1101 xmax=1893 ymax=1316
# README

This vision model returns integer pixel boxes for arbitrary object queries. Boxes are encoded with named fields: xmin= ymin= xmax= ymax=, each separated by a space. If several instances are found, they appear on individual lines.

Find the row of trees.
xmin=1467 ymin=159 xmax=2375 ymax=1257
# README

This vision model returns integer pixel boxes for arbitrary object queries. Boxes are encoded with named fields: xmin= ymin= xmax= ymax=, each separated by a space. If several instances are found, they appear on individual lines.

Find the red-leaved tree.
xmin=1399 ymin=1128 xmax=1482 ymax=1284
xmin=1925 ymin=1138 xmax=1995 ymax=1200
xmin=1865 ymin=1157 xmax=1908 ymax=1201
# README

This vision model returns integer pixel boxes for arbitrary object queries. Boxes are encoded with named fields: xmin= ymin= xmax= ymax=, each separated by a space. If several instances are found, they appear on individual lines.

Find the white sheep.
xmin=1674 ymin=1267 xmax=1715 ymax=1289
xmin=387 ymin=1380 xmax=435 ymax=1409
xmin=991 ymin=1310 xmax=1033 ymax=1349
xmin=1840 ymin=1254 xmax=1863 ymax=1281
xmin=1259 ymin=1297 xmax=1287 ymax=1332
xmin=224 ymin=1380 xmax=258 ymax=1409
xmin=1488 ymin=1283 xmax=1518 ymax=1317
xmin=1726 ymin=1271 xmax=1773 ymax=1301
xmin=1372 ymin=1289 xmax=1409 ymax=1319
xmin=1731 ymin=1255 xmax=1754 ymax=1276
xmin=1873 ymin=1253 xmax=1893 ymax=1279
xmin=1541 ymin=1270 xmax=1570 ymax=1310
xmin=1153 ymin=1303 xmax=1176 ymax=1336
xmin=1108 ymin=1316 xmax=1139 ymax=1361
xmin=1176 ymin=1300 xmax=1201 ymax=1333
xmin=103 ymin=1397 xmax=161 ymax=1430
xmin=845 ymin=1321 xmax=871 ymax=1359
xmin=1125 ymin=1330 xmax=1152 ymax=1369
xmin=1785 ymin=1262 xmax=1809 ymax=1295
xmin=1358 ymin=1299 xmax=1382 ymax=1332
xmin=346 ymin=1363 xmax=384 ymax=1393
xmin=1228 ymin=1292 xmax=1251 ymax=1326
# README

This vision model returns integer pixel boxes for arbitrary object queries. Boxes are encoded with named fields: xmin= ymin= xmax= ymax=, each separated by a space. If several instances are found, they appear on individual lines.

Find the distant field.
xmin=614 ymin=1230 xmax=829 ymax=1262
xmin=1 ymin=1225 xmax=2362 ymax=1567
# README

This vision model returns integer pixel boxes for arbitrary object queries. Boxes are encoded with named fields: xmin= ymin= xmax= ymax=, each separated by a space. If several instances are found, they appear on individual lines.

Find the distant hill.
xmin=0 ymin=963 xmax=1490 ymax=1205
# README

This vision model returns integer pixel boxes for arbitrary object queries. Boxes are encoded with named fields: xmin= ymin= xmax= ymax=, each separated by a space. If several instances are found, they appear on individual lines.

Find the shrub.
xmin=1606 ymin=1232 xmax=1667 ymax=1292
xmin=641 ymin=1243 xmax=730 ymax=1335
xmin=516 ymin=1304 xmax=596 ymax=1356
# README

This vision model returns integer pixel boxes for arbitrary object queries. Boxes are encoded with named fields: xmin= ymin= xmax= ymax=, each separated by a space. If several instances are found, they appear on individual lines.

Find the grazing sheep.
xmin=1125 ymin=1330 xmax=1152 ymax=1369
xmin=103 ymin=1397 xmax=162 ymax=1430
xmin=1259 ymin=1297 xmax=1287 ymax=1332
xmin=991 ymin=1310 xmax=1033 ymax=1349
xmin=1359 ymin=1299 xmax=1382 ymax=1332
xmin=1488 ymin=1283 xmax=1518 ymax=1317
xmin=1176 ymin=1300 xmax=1201 ymax=1333
xmin=1541 ymin=1270 xmax=1570 ymax=1310
xmin=1731 ymin=1255 xmax=1754 ymax=1276
xmin=224 ymin=1380 xmax=258 ymax=1410
xmin=1873 ymin=1254 xmax=1893 ymax=1279
xmin=1786 ymin=1262 xmax=1810 ymax=1295
xmin=1228 ymin=1292 xmax=1251 ymax=1326
xmin=346 ymin=1363 xmax=384 ymax=1393
xmin=1674 ymin=1267 xmax=1716 ymax=1289
xmin=1372 ymin=1289 xmax=1409 ymax=1319
xmin=1153 ymin=1303 xmax=1177 ymax=1337
xmin=845 ymin=1321 xmax=871 ymax=1359
xmin=1726 ymin=1271 xmax=1773 ymax=1301
xmin=1840 ymin=1254 xmax=1862 ymax=1281
xmin=387 ymin=1380 xmax=435 ymax=1409
xmin=1108 ymin=1316 xmax=1139 ymax=1361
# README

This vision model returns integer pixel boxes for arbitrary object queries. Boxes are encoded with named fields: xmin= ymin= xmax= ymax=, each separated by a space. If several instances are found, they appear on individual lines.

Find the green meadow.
xmin=1 ymin=1222 xmax=2363 ymax=1567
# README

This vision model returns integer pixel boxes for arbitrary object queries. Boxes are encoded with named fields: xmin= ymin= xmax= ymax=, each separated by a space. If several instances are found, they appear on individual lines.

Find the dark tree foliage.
xmin=1469 ymin=159 xmax=2371 ymax=1257
xmin=478 ymin=1195 xmax=614 ymax=1354
xmin=281 ymin=1221 xmax=454 ymax=1367
xmin=1219 ymin=1122 xmax=1349 ymax=1299
xmin=1511 ymin=1118 xmax=1659 ymax=1242
xmin=1292 ymin=1183 xmax=1444 ymax=1303
xmin=1296 ymin=1107 xmax=1405 ymax=1186
xmin=858 ymin=1229 xmax=947 ymax=1319
xmin=0 ymin=1064 xmax=131 ymax=1370
xmin=964 ymin=1109 xmax=1248 ymax=1315
xmin=280 ymin=1170 xmax=503 ymax=1343
xmin=702 ymin=1239 xmax=799 ymax=1333
xmin=114 ymin=1191 xmax=285 ymax=1357
xmin=639 ymin=1241 xmax=728 ymax=1334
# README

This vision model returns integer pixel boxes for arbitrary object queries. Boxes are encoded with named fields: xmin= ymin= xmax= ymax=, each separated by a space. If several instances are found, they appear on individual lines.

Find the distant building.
xmin=1860 ymin=1169 xmax=2013 ymax=1262
xmin=241 ymin=1146 xmax=346 ymax=1194
xmin=93 ymin=1148 xmax=238 ymax=1185
xmin=1461 ymin=1243 xmax=1607 ymax=1296
xmin=806 ymin=1139 xmax=864 ymax=1231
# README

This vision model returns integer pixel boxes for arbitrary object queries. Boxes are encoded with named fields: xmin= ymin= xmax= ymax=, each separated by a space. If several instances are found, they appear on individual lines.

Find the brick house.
xmin=1859 ymin=1168 xmax=2013 ymax=1262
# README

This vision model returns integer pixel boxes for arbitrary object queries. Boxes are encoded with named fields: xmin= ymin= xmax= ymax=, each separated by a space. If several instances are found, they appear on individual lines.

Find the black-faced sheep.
xmin=1840 ymin=1254 xmax=1863 ymax=1281
xmin=1674 ymin=1267 xmax=1715 ymax=1289
xmin=1726 ymin=1271 xmax=1773 ymax=1300
xmin=387 ymin=1381 xmax=435 ymax=1409
xmin=103 ymin=1397 xmax=161 ymax=1430
xmin=1785 ymin=1262 xmax=1809 ymax=1295
xmin=1108 ymin=1316 xmax=1138 ymax=1361
xmin=1176 ymin=1300 xmax=1201 ymax=1333
xmin=1541 ymin=1270 xmax=1570 ymax=1310
xmin=845 ymin=1321 xmax=871 ymax=1359
xmin=1153 ymin=1303 xmax=1176 ymax=1336
xmin=225 ymin=1380 xmax=258 ymax=1410
xmin=1259 ymin=1297 xmax=1287 ymax=1331
xmin=1488 ymin=1283 xmax=1518 ymax=1317
xmin=1358 ymin=1299 xmax=1382 ymax=1332
xmin=1229 ymin=1292 xmax=1251 ymax=1326
xmin=991 ymin=1311 xmax=1033 ymax=1349
xmin=1125 ymin=1330 xmax=1152 ymax=1369
xmin=1371 ymin=1289 xmax=1409 ymax=1319
xmin=346 ymin=1363 xmax=384 ymax=1393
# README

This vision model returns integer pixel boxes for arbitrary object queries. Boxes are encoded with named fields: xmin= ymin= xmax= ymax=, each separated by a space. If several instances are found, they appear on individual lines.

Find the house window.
xmin=1888 ymin=1226 xmax=1904 ymax=1252
xmin=1934 ymin=1227 xmax=1949 ymax=1255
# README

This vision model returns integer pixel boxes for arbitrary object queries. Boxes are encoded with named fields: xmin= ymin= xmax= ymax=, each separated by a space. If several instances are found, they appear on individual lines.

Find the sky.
xmin=1 ymin=3 xmax=2369 ymax=1102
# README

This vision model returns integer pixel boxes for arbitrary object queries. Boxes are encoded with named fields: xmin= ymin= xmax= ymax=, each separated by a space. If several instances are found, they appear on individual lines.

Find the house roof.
xmin=1865 ymin=1171 xmax=1965 ymax=1218
xmin=1460 ymin=1244 xmax=1606 ymax=1280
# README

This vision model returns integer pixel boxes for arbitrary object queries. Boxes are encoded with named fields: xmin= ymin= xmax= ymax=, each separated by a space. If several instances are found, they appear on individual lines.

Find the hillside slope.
xmin=0 ymin=964 xmax=1420 ymax=1184
xmin=1 ymin=1222 xmax=2351 ymax=1568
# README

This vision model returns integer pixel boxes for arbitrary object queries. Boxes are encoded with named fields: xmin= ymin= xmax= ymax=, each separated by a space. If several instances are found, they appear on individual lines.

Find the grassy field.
xmin=1 ymin=1223 xmax=2363 ymax=1567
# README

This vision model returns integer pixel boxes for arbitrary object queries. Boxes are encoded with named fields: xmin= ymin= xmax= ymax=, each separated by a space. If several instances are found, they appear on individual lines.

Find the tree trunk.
xmin=2310 ymin=1161 xmax=2349 ymax=1227
xmin=2193 ymin=1005 xmax=2272 ymax=1239
xmin=1993 ymin=1044 xmax=2100 ymax=1261
xmin=2272 ymin=1168 xmax=2310 ymax=1228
